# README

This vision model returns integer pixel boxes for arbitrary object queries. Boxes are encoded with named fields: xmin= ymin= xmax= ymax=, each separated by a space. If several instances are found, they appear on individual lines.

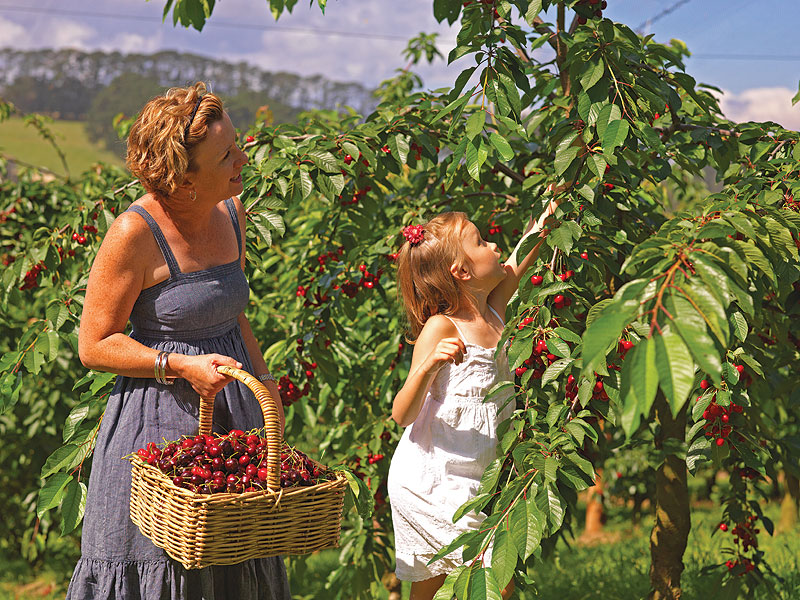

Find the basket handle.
xmin=199 ymin=365 xmax=282 ymax=492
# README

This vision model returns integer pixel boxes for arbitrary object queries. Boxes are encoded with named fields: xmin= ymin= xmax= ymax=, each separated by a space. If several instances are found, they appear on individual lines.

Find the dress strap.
xmin=487 ymin=304 xmax=505 ymax=327
xmin=443 ymin=315 xmax=470 ymax=345
xmin=126 ymin=205 xmax=181 ymax=277
xmin=223 ymin=198 xmax=243 ymax=261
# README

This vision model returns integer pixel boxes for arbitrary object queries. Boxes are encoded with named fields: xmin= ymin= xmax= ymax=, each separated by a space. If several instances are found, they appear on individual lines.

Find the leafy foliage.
xmin=2 ymin=0 xmax=800 ymax=598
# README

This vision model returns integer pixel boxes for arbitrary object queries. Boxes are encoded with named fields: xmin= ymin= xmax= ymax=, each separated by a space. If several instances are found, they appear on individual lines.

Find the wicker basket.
xmin=129 ymin=365 xmax=347 ymax=569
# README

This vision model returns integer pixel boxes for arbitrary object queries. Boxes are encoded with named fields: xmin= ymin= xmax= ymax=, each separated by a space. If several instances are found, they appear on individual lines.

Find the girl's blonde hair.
xmin=126 ymin=81 xmax=224 ymax=198
xmin=396 ymin=212 xmax=472 ymax=340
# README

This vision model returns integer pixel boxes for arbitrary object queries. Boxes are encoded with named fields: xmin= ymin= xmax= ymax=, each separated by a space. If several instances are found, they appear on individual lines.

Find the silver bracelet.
xmin=155 ymin=351 xmax=174 ymax=385
xmin=257 ymin=373 xmax=276 ymax=383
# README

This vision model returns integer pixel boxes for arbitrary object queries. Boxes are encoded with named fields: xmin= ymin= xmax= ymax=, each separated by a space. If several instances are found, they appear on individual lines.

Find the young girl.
xmin=388 ymin=204 xmax=557 ymax=600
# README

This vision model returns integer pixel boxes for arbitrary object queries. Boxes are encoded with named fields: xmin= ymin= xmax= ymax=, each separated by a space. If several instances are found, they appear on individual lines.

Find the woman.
xmin=66 ymin=83 xmax=291 ymax=599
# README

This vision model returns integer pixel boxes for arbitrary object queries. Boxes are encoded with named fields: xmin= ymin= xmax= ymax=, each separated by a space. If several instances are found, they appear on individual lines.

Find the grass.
xmin=0 ymin=117 xmax=123 ymax=177
xmin=2 ymin=503 xmax=797 ymax=599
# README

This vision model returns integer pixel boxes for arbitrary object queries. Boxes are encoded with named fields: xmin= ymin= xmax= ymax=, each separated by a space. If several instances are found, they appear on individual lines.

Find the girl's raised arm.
xmin=489 ymin=195 xmax=562 ymax=310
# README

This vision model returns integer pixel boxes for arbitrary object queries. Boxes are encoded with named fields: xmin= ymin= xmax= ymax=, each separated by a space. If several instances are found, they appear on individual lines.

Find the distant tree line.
xmin=0 ymin=48 xmax=377 ymax=155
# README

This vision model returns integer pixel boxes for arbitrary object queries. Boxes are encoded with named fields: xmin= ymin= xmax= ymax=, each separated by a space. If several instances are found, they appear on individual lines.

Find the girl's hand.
xmin=175 ymin=353 xmax=242 ymax=398
xmin=423 ymin=337 xmax=467 ymax=375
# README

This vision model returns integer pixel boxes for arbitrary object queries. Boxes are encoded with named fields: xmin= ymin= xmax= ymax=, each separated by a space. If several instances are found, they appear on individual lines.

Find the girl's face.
xmin=459 ymin=220 xmax=506 ymax=288
xmin=185 ymin=111 xmax=248 ymax=202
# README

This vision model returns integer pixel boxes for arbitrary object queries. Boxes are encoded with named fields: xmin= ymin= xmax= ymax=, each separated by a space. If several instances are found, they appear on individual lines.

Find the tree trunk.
xmin=583 ymin=468 xmax=605 ymax=537
xmin=778 ymin=471 xmax=799 ymax=532
xmin=648 ymin=394 xmax=690 ymax=600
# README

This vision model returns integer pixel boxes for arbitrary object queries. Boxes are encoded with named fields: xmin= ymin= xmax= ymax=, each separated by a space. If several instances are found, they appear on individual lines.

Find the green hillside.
xmin=0 ymin=117 xmax=124 ymax=177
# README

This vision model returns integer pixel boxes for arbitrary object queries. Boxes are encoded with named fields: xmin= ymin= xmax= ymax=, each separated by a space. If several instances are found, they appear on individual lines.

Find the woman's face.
xmin=186 ymin=111 xmax=248 ymax=202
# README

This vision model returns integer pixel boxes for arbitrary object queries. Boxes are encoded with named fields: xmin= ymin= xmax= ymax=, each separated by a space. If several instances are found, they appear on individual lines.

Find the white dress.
xmin=388 ymin=307 xmax=515 ymax=581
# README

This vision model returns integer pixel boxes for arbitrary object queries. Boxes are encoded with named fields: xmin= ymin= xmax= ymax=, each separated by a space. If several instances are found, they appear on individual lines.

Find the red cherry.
xmin=700 ymin=379 xmax=709 ymax=390
xmin=735 ymin=364 xmax=745 ymax=374
xmin=245 ymin=135 xmax=255 ymax=143
xmin=344 ymin=154 xmax=353 ymax=165
xmin=553 ymin=294 xmax=565 ymax=304
xmin=719 ymin=523 xmax=728 ymax=532
xmin=580 ymin=252 xmax=589 ymax=259
xmin=530 ymin=275 xmax=543 ymax=285
xmin=716 ymin=438 xmax=725 ymax=446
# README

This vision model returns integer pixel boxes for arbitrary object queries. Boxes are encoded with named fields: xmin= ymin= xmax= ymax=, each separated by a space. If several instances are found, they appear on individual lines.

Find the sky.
xmin=0 ymin=0 xmax=798 ymax=128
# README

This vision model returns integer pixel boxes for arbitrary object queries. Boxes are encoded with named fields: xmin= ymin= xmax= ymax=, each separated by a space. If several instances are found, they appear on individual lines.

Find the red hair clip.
xmin=402 ymin=224 xmax=425 ymax=246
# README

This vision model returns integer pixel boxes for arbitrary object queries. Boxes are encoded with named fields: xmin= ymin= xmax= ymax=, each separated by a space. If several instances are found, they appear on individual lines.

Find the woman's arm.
xmin=232 ymin=197 xmax=286 ymax=434
xmin=391 ymin=316 xmax=466 ymax=427
xmin=78 ymin=211 xmax=240 ymax=398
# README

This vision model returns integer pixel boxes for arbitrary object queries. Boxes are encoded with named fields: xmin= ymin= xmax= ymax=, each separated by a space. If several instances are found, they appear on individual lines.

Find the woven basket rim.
xmin=130 ymin=455 xmax=349 ymax=504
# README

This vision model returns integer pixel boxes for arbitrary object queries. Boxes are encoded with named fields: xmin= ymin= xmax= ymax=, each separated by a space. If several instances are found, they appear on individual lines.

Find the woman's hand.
xmin=422 ymin=337 xmax=467 ymax=375
xmin=172 ymin=353 xmax=242 ymax=398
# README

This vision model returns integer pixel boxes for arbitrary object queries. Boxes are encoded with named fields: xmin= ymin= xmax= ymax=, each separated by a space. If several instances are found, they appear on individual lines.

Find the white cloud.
xmin=716 ymin=87 xmax=800 ymax=131
xmin=0 ymin=16 xmax=30 ymax=48
xmin=42 ymin=19 xmax=95 ymax=50
xmin=102 ymin=33 xmax=163 ymax=55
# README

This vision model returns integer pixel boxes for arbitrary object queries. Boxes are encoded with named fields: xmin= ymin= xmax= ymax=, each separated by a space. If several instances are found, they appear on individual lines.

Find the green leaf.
xmin=431 ymin=92 xmax=470 ymax=125
xmin=466 ymin=137 xmax=489 ymax=181
xmin=548 ymin=222 xmax=577 ymax=254
xmin=666 ymin=294 xmax=722 ymax=385
xmin=682 ymin=280 xmax=729 ymax=346
xmin=587 ymin=154 xmax=607 ymax=178
xmin=595 ymin=103 xmax=622 ymax=141
xmin=541 ymin=358 xmax=573 ymax=387
xmin=729 ymin=311 xmax=748 ymax=341
xmin=654 ymin=331 xmax=694 ymax=417
xmin=619 ymin=336 xmax=659 ymax=436
xmin=580 ymin=58 xmax=605 ymax=92
xmin=582 ymin=281 xmax=647 ymax=376
xmin=554 ymin=137 xmax=579 ymax=176
xmin=37 ymin=473 xmax=72 ymax=518
xmin=298 ymin=169 xmax=313 ymax=199
xmin=60 ymin=478 xmax=87 ymax=535
xmin=454 ymin=563 xmax=502 ymax=600
xmin=602 ymin=119 xmax=629 ymax=154
xmin=306 ymin=149 xmax=338 ymax=172
xmin=489 ymin=132 xmax=514 ymax=161
xmin=339 ymin=468 xmax=374 ymax=520
xmin=524 ymin=0 xmax=542 ymax=24
xmin=491 ymin=528 xmax=517 ymax=588
xmin=40 ymin=443 xmax=82 ymax=479
xmin=465 ymin=110 xmax=486 ymax=141
xmin=46 ymin=301 xmax=71 ymax=331
xmin=537 ymin=485 xmax=565 ymax=532
xmin=510 ymin=492 xmax=543 ymax=560
xmin=433 ymin=568 xmax=462 ymax=600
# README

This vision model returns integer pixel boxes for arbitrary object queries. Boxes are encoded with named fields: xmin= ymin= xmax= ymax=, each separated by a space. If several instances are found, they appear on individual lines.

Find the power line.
xmin=692 ymin=53 xmax=800 ymax=62
xmin=2 ymin=3 xmax=799 ymax=62
xmin=636 ymin=0 xmax=692 ymax=34
xmin=0 ymin=4 xmax=413 ymax=42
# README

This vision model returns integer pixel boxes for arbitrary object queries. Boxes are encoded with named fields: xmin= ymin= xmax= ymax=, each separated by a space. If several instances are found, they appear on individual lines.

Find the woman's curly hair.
xmin=126 ymin=82 xmax=224 ymax=198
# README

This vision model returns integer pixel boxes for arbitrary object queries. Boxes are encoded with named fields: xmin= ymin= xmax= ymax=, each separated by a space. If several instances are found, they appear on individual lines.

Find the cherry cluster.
xmin=514 ymin=337 xmax=551 ymax=379
xmin=720 ymin=514 xmax=760 ymax=574
xmin=409 ymin=141 xmax=424 ymax=162
xmin=134 ymin=431 xmax=333 ymax=494
xmin=20 ymin=261 xmax=46 ymax=291
xmin=697 ymin=375 xmax=744 ymax=446
xmin=725 ymin=557 xmax=755 ymax=575
xmin=277 ymin=374 xmax=308 ymax=406
xmin=575 ymin=0 xmax=607 ymax=24
xmin=487 ymin=219 xmax=502 ymax=236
